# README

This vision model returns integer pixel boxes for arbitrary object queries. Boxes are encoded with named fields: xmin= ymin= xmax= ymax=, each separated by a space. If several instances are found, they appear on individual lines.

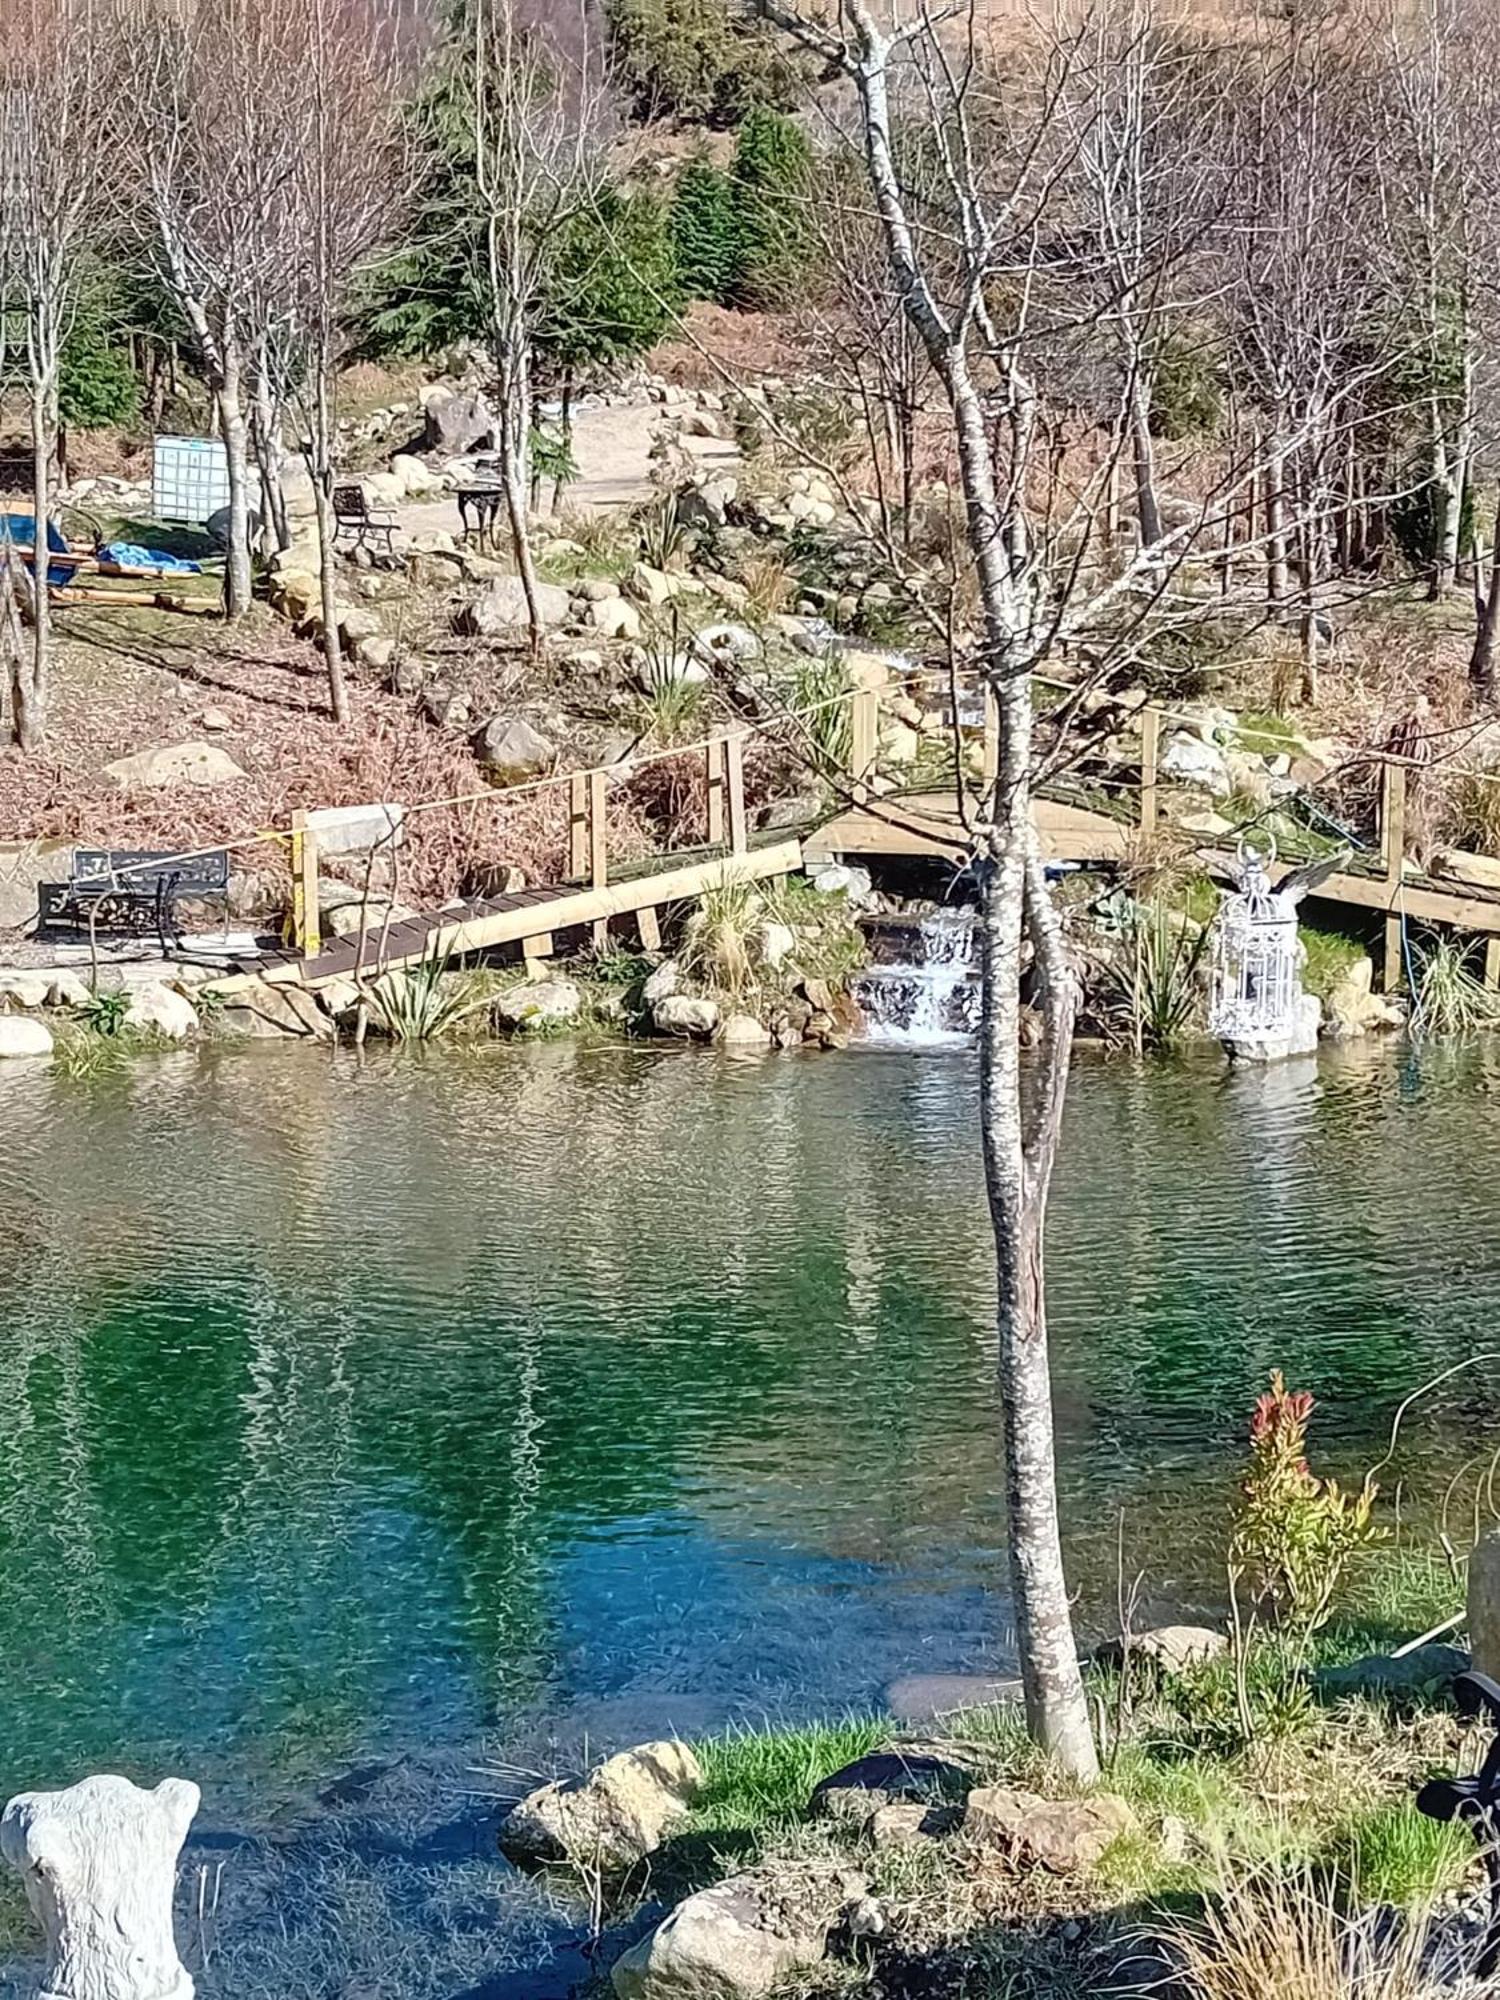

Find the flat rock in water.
xmin=883 ymin=1673 xmax=1024 ymax=1723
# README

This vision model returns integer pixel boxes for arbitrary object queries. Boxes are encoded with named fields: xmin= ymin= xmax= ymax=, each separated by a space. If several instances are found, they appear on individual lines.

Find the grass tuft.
xmin=690 ymin=1716 xmax=887 ymax=1838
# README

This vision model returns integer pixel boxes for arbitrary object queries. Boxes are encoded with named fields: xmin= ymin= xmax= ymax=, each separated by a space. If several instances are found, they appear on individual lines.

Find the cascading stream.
xmin=853 ymin=911 xmax=980 ymax=1044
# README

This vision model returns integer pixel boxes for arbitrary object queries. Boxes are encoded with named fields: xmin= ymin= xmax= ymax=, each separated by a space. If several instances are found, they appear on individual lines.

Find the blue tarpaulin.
xmin=98 ymin=543 xmax=202 ymax=576
xmin=1 ymin=513 xmax=74 ymax=591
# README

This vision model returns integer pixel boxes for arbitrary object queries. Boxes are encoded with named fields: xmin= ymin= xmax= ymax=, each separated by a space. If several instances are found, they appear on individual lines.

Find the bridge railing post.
xmin=706 ymin=732 xmax=726 ymax=847
xmin=1139 ymin=706 xmax=1160 ymax=833
xmin=568 ymin=772 xmax=589 ymax=881
xmin=1381 ymin=757 xmax=1407 ymax=992
xmin=850 ymin=689 xmax=878 ymax=797
xmin=725 ymin=732 xmax=748 ymax=855
xmin=291 ymin=809 xmax=320 ymax=958
xmin=588 ymin=766 xmax=610 ymax=949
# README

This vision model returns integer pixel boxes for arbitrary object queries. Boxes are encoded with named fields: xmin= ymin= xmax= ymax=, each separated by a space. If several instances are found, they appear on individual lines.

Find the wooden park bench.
xmin=36 ymin=849 xmax=231 ymax=954
xmin=332 ymin=484 xmax=398 ymax=555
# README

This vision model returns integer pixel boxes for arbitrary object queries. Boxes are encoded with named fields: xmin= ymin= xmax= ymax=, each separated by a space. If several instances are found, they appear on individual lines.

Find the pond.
xmin=0 ymin=1036 xmax=1496 ymax=1991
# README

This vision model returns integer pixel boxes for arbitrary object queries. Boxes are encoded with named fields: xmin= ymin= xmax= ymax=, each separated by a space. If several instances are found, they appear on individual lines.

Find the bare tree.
xmin=281 ymin=0 xmax=411 ymax=722
xmin=116 ymin=0 xmax=304 ymax=620
xmin=455 ymin=0 xmax=607 ymax=652
xmin=0 ymin=0 xmax=109 ymax=748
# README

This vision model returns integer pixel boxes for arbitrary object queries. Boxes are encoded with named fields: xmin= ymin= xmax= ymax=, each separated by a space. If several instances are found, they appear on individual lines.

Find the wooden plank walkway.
xmin=212 ymin=838 xmax=804 ymax=994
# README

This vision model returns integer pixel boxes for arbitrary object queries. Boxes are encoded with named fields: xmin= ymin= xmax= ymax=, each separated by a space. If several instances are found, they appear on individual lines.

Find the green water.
xmin=0 ymin=1035 xmax=1497 ymax=1984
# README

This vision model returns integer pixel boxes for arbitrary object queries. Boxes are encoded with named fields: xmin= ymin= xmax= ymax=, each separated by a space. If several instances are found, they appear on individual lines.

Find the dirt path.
xmin=394 ymin=400 xmax=738 ymax=543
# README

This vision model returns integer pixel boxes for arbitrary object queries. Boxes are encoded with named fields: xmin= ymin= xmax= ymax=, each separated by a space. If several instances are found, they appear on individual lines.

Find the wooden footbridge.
xmin=208 ymin=683 xmax=1500 ymax=998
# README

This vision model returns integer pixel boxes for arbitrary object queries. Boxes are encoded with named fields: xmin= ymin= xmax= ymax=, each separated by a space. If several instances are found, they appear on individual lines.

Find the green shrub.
xmin=1149 ymin=328 xmax=1222 ymax=439
xmin=728 ymin=107 xmax=814 ymax=310
xmin=671 ymin=158 xmax=740 ymax=303
xmin=605 ymin=0 xmax=800 ymax=126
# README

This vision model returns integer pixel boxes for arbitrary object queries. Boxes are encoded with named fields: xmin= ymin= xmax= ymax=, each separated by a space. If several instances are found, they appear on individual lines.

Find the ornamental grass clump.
xmin=1230 ymin=1373 xmax=1384 ymax=1633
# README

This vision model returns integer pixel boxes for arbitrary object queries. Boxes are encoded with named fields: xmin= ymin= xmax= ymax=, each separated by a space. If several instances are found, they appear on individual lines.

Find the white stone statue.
xmin=1 ymin=1775 xmax=200 ymax=2000
xmin=1209 ymin=844 xmax=1347 ymax=1062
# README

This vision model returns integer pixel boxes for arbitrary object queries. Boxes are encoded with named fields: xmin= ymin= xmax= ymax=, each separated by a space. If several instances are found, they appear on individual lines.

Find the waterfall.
xmin=852 ymin=912 xmax=980 ymax=1045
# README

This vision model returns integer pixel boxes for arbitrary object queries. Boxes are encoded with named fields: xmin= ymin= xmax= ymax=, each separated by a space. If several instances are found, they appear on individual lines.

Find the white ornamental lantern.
xmin=1209 ymin=840 xmax=1334 ymax=1060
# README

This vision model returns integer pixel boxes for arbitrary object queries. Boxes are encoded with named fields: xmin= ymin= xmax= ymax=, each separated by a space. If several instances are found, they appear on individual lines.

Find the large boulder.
xmin=611 ymin=1866 xmax=859 ymax=2000
xmin=0 ymin=1016 xmax=52 ymax=1060
xmin=501 ymin=1741 xmax=703 ymax=1873
xmin=124 ymin=983 xmax=199 ymax=1041
xmin=219 ymin=982 xmax=335 ymax=1041
xmin=470 ymin=715 xmax=556 ymax=782
xmin=455 ymin=575 xmax=572 ymax=636
xmin=1160 ymin=732 xmax=1231 ymax=797
xmin=103 ymin=740 xmax=247 ymax=792
xmin=494 ymin=979 xmax=582 ymax=1031
xmin=1100 ymin=1625 xmax=1228 ymax=1674
xmin=963 ymin=1787 xmax=1136 ymax=1875
xmin=1323 ymin=956 xmax=1404 ymax=1040
xmin=390 ymin=453 xmax=443 ymax=499
xmin=654 ymin=994 xmax=719 ymax=1039
xmin=422 ymin=387 xmax=498 ymax=456
xmin=0 ymin=971 xmax=52 ymax=1010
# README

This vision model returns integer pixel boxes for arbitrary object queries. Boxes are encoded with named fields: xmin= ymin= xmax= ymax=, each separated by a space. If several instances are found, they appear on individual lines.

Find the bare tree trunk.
xmin=17 ymin=380 xmax=52 ymax=749
xmin=216 ymin=341 xmax=254 ymax=618
xmin=309 ymin=366 xmax=350 ymax=724
xmin=1128 ymin=369 xmax=1161 ymax=547
xmin=1265 ymin=431 xmax=1288 ymax=609
xmin=1470 ymin=483 xmax=1500 ymax=699
xmin=252 ymin=358 xmax=291 ymax=554
xmin=495 ymin=340 xmax=543 ymax=655
xmin=1444 ymin=330 xmax=1474 ymax=589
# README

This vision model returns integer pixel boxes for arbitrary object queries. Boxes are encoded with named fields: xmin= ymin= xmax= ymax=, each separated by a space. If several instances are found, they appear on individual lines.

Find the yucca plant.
xmin=787 ymin=648 xmax=853 ymax=774
xmin=367 ymin=947 xmax=486 ymax=1043
xmin=1410 ymin=934 xmax=1500 ymax=1038
xmin=1101 ymin=894 xmax=1209 ymax=1053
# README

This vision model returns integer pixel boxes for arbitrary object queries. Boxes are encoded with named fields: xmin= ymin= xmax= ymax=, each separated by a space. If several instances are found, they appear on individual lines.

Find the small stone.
xmin=611 ymin=1866 xmax=851 ymax=2000
xmin=455 ymin=575 xmax=572 ymax=636
xmin=866 ymin=1803 xmax=935 ymax=1849
xmin=0 ymin=1016 xmax=53 ymax=1059
xmin=200 ymin=707 xmax=233 ymax=732
xmin=502 ymin=1741 xmax=702 ymax=1873
xmin=103 ymin=740 xmax=246 ymax=791
xmin=654 ymin=993 xmax=719 ymax=1038
xmin=1106 ymin=1625 xmax=1229 ymax=1674
xmin=642 ymin=961 xmax=680 ymax=1004
xmin=494 ymin=979 xmax=582 ymax=1030
xmin=1324 ymin=956 xmax=1404 ymax=1040
xmin=590 ymin=597 xmax=644 ymax=642
xmin=760 ymin=922 xmax=796 ymax=968
xmin=470 ymin=715 xmax=556 ymax=781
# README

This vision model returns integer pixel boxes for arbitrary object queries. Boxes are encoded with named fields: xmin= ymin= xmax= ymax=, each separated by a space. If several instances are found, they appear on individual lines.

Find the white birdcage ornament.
xmin=1209 ymin=838 xmax=1308 ymax=1050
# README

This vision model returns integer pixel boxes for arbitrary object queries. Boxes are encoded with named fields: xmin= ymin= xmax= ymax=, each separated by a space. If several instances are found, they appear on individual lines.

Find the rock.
xmin=220 ymin=983 xmax=335 ymax=1041
xmin=1160 ymin=732 xmax=1231 ymax=797
xmin=719 ymin=1013 xmax=772 ymax=1048
xmin=271 ymin=569 xmax=321 ymax=622
xmin=963 ymin=1787 xmax=1136 ymax=1875
xmin=455 ymin=575 xmax=572 ymax=636
xmin=0 ymin=1016 xmax=52 ymax=1060
xmin=866 ymin=1802 xmax=938 ymax=1849
xmin=840 ymin=649 xmax=895 ymax=694
xmin=639 ymin=651 xmax=710 ymax=693
xmin=390 ymin=452 xmax=442 ymax=499
xmin=611 ymin=1868 xmax=849 ymax=2000
xmin=809 ymin=1753 xmax=970 ymax=1825
xmin=627 ymin=562 xmax=702 ymax=609
xmin=1317 ymin=1644 xmax=1469 ymax=1697
xmin=759 ymin=922 xmax=796 ymax=968
xmin=0 ymin=972 xmax=52 ymax=1009
xmin=1103 ymin=1626 xmax=1229 ymax=1674
xmin=1223 ymin=748 xmax=1274 ymax=807
xmin=693 ymin=622 xmax=760 ymax=666
xmin=324 ymin=897 xmax=418 ymax=940
xmin=46 ymin=972 xmax=92 ymax=1009
xmin=124 ymin=983 xmax=198 ymax=1041
xmin=1 ymin=1774 xmax=199 ymax=2000
xmin=306 ymin=802 xmax=406 ymax=859
xmin=494 ymin=978 xmax=582 ymax=1030
xmin=470 ymin=715 xmax=556 ymax=781
xmin=337 ymin=607 xmax=382 ymax=647
xmin=654 ymin=994 xmax=719 ymax=1038
xmin=0 ymin=836 xmax=72 ymax=929
xmin=423 ymin=387 xmax=498 ymax=456
xmin=501 ymin=1741 xmax=703 ymax=1873
xmin=882 ymin=1673 xmax=1025 ymax=1722
xmin=356 ymin=634 xmax=397 ymax=673
xmin=1324 ymin=956 xmax=1404 ymax=1039
xmin=642 ymin=961 xmax=680 ymax=1004
xmin=808 ymin=863 xmax=874 ymax=906
xmin=200 ymin=706 xmax=233 ymax=732
xmin=681 ymin=408 xmax=722 ymax=438
xmin=420 ymin=683 xmax=471 ymax=731
xmin=678 ymin=480 xmax=735 ymax=529
xmin=590 ymin=597 xmax=644 ymax=642
xmin=103 ymin=740 xmax=247 ymax=791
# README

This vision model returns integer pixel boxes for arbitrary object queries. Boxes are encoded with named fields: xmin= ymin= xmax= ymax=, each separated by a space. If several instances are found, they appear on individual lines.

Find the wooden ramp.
xmin=806 ymin=794 xmax=1135 ymax=865
xmin=214 ymin=838 xmax=804 ymax=993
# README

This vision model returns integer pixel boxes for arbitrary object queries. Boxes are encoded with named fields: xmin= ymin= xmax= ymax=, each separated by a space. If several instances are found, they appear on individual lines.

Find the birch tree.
xmin=0 ymin=0 xmax=108 ymax=748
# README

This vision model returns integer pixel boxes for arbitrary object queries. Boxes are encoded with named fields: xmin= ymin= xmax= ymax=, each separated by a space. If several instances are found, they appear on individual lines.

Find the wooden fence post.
xmin=291 ymin=809 xmax=320 ymax=959
xmin=851 ymin=689 xmax=878 ymax=796
xmin=706 ymin=732 xmax=726 ymax=847
xmin=588 ymin=767 xmax=609 ymax=949
xmin=1139 ymin=706 xmax=1160 ymax=834
xmin=568 ymin=773 xmax=589 ymax=881
xmin=725 ymin=732 xmax=748 ymax=856
xmin=1381 ymin=758 xmax=1407 ymax=992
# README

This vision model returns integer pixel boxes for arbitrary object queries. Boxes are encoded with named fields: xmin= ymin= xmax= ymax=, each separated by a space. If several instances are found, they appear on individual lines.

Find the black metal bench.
xmin=333 ymin=484 xmax=398 ymax=555
xmin=37 ymin=849 xmax=231 ymax=954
